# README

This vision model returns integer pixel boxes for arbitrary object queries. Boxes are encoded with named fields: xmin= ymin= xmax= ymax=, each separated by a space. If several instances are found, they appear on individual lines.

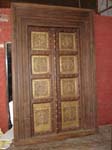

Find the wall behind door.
xmin=94 ymin=15 xmax=112 ymax=125
xmin=0 ymin=9 xmax=11 ymax=132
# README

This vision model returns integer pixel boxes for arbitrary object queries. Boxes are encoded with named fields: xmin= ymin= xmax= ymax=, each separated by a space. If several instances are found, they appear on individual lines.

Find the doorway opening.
xmin=5 ymin=42 xmax=13 ymax=129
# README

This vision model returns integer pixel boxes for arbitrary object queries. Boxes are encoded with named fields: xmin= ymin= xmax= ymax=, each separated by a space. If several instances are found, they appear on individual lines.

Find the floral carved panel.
xmin=61 ymin=78 xmax=79 ymax=98
xmin=60 ymin=56 xmax=78 ymax=74
xmin=31 ymin=32 xmax=49 ymax=50
xmin=59 ymin=33 xmax=76 ymax=51
xmin=61 ymin=101 xmax=79 ymax=129
xmin=32 ymin=79 xmax=50 ymax=99
xmin=32 ymin=56 xmax=49 ymax=74
xmin=33 ymin=103 xmax=51 ymax=133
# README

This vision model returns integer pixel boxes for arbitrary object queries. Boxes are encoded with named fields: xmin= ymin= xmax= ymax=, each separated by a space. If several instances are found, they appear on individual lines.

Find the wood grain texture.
xmin=11 ymin=2 xmax=96 ymax=148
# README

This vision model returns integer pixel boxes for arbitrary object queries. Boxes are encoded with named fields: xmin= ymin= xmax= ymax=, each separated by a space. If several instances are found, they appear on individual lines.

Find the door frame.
xmin=12 ymin=2 xmax=97 ymax=146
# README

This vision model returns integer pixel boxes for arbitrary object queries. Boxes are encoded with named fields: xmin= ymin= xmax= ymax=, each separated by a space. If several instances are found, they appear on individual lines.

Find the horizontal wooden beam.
xmin=0 ymin=0 xmax=97 ymax=10
xmin=0 ymin=0 xmax=79 ymax=8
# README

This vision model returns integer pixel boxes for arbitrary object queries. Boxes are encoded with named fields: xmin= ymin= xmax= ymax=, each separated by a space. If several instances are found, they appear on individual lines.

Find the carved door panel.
xmin=29 ymin=27 xmax=80 ymax=135
xmin=29 ymin=27 xmax=57 ymax=135
xmin=55 ymin=29 xmax=80 ymax=131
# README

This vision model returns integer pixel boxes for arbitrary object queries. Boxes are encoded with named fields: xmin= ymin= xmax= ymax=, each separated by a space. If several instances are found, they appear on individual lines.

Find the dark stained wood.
xmin=0 ymin=0 xmax=97 ymax=10
xmin=0 ymin=0 xmax=79 ymax=8
xmin=81 ymin=0 xmax=97 ymax=10
xmin=0 ymin=0 xmax=10 ymax=8
xmin=12 ymin=0 xmax=79 ymax=7
xmin=11 ymin=2 xmax=97 ymax=149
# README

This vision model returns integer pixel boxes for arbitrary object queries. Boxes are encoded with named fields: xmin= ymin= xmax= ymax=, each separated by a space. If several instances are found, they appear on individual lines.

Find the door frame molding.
xmin=12 ymin=2 xmax=97 ymax=146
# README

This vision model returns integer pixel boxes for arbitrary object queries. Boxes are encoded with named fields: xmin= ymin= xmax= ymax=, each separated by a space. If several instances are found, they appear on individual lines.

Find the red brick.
xmin=0 ymin=8 xmax=11 ymax=132
xmin=94 ymin=15 xmax=112 ymax=125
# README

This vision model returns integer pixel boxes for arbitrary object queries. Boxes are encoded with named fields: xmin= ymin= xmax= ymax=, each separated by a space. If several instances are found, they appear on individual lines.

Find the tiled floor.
xmin=9 ymin=125 xmax=112 ymax=150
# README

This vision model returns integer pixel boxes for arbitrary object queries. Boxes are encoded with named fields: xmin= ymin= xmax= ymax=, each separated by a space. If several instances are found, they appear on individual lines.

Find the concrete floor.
xmin=9 ymin=125 xmax=112 ymax=150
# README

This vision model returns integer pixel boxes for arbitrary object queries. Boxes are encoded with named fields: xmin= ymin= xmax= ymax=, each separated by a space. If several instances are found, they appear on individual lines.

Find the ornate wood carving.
xmin=32 ymin=79 xmax=50 ymax=99
xmin=31 ymin=32 xmax=49 ymax=50
xmin=61 ymin=78 xmax=79 ymax=98
xmin=33 ymin=103 xmax=52 ymax=133
xmin=60 ymin=56 xmax=78 ymax=74
xmin=32 ymin=56 xmax=49 ymax=74
xmin=59 ymin=33 xmax=76 ymax=51
xmin=61 ymin=101 xmax=79 ymax=129
xmin=12 ymin=3 xmax=96 ymax=147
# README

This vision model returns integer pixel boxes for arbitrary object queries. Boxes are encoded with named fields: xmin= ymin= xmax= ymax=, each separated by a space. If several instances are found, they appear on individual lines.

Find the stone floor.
xmin=9 ymin=125 xmax=112 ymax=150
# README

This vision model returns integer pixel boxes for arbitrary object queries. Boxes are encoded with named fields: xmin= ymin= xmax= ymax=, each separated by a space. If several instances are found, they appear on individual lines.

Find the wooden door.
xmin=29 ymin=27 xmax=56 ymax=135
xmin=12 ymin=3 xmax=96 ymax=146
xmin=28 ymin=26 xmax=81 ymax=135
xmin=56 ymin=29 xmax=80 ymax=132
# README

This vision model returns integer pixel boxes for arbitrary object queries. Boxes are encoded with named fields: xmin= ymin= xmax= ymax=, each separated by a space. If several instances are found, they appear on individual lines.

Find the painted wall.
xmin=94 ymin=15 xmax=112 ymax=125
xmin=0 ymin=9 xmax=11 ymax=132
xmin=0 ymin=9 xmax=112 ymax=132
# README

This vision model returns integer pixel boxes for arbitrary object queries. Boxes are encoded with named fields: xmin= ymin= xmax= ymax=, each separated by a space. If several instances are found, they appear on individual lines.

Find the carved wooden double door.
xmin=12 ymin=3 xmax=96 ymax=146
xmin=29 ymin=27 xmax=80 ymax=135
